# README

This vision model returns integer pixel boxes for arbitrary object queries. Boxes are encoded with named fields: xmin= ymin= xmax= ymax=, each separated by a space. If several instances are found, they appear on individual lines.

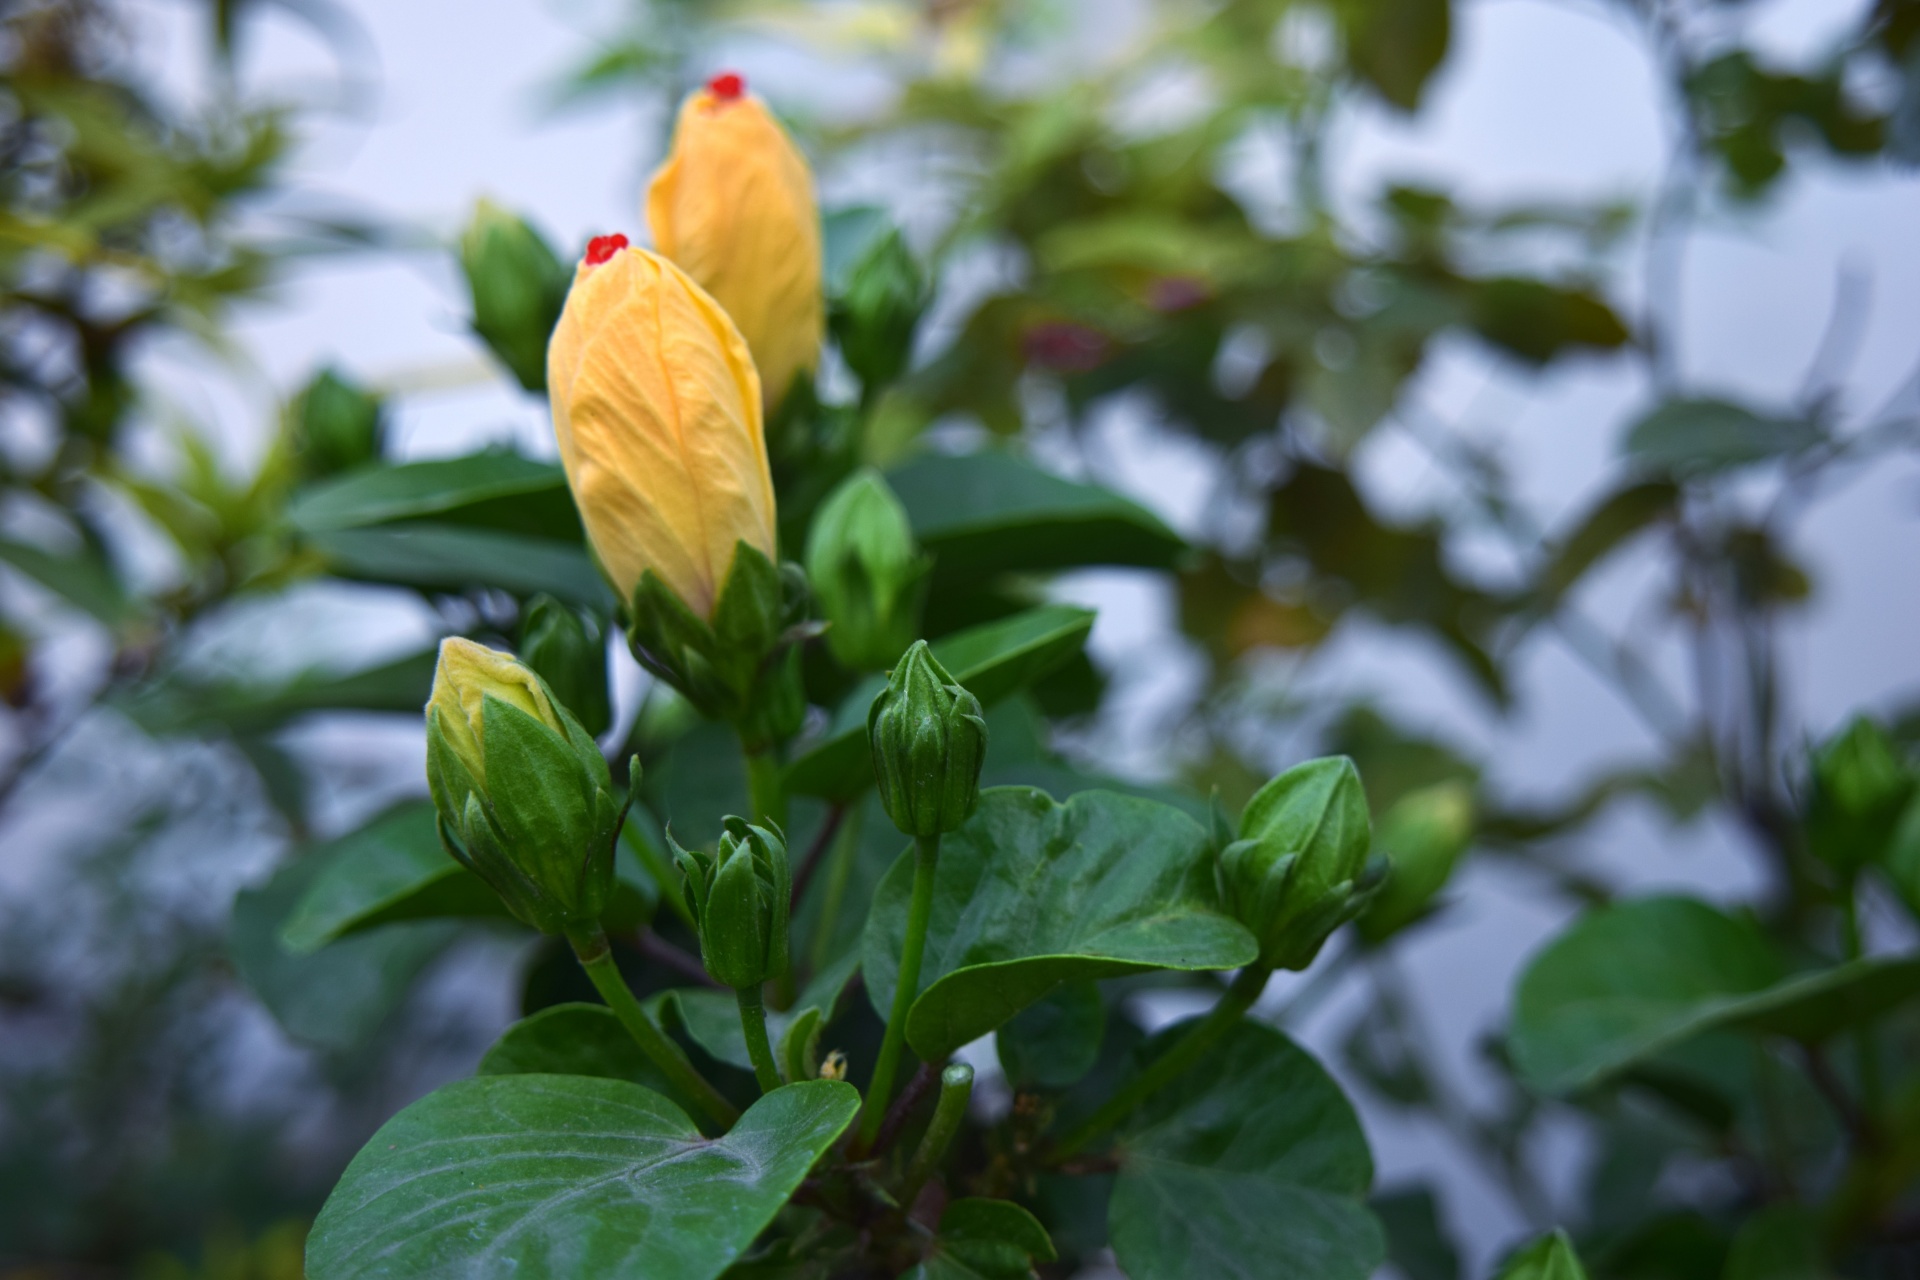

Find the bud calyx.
xmin=673 ymin=816 xmax=792 ymax=990
xmin=868 ymin=641 xmax=987 ymax=839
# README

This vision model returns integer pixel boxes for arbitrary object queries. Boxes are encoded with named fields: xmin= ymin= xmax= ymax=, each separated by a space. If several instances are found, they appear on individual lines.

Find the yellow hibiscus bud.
xmin=645 ymin=72 xmax=823 ymax=410
xmin=427 ymin=636 xmax=564 ymax=784
xmin=547 ymin=234 xmax=777 ymax=622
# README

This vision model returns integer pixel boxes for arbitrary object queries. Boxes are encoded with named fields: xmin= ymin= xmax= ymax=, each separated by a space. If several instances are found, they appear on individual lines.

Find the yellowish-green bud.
xmin=1357 ymin=781 xmax=1474 ymax=944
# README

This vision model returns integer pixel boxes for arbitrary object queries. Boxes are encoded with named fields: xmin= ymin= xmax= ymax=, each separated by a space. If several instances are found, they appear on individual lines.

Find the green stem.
xmin=736 ymin=984 xmax=784 ymax=1094
xmin=744 ymin=746 xmax=787 ymax=831
xmin=569 ymin=926 xmax=739 ymax=1130
xmin=807 ymin=802 xmax=865 ymax=974
xmin=1053 ymin=965 xmax=1270 ymax=1160
xmin=1840 ymin=888 xmax=1885 ymax=1115
xmin=899 ymin=1062 xmax=974 ymax=1208
xmin=857 ymin=832 xmax=940 ymax=1151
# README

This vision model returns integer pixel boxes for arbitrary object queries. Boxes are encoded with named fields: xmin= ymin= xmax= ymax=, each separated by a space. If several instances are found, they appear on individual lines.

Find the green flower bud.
xmin=425 ymin=638 xmax=623 ymax=934
xmin=805 ymin=468 xmax=931 ymax=671
xmin=672 ymin=816 xmax=791 ymax=990
xmin=518 ymin=595 xmax=611 ymax=739
xmin=829 ymin=225 xmax=929 ymax=395
xmin=868 ymin=641 xmax=987 ymax=838
xmin=1807 ymin=716 xmax=1915 ymax=877
xmin=291 ymin=367 xmax=383 ymax=478
xmin=460 ymin=199 xmax=570 ymax=392
xmin=1218 ymin=756 xmax=1385 ymax=970
xmin=1357 ymin=781 xmax=1474 ymax=944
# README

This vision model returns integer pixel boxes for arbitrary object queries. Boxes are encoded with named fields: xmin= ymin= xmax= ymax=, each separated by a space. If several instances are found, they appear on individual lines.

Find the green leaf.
xmin=652 ymin=951 xmax=860 ymax=1073
xmin=1509 ymin=896 xmax=1920 ymax=1093
xmin=908 ymin=1199 xmax=1057 ymax=1280
xmin=120 ymin=647 xmax=437 ymax=737
xmin=280 ymin=804 xmax=659 ymax=952
xmin=1468 ymin=277 xmax=1630 ymax=366
xmin=1339 ymin=0 xmax=1451 ymax=112
xmin=1622 ymin=399 xmax=1823 ymax=476
xmin=785 ymin=605 xmax=1095 ymax=802
xmin=885 ymin=451 xmax=1184 ymax=583
xmin=1494 ymin=1230 xmax=1588 ymax=1280
xmin=307 ymin=1075 xmax=860 ymax=1280
xmin=1722 ymin=1206 xmax=1824 ymax=1280
xmin=864 ymin=787 xmax=1257 ymax=1060
xmin=306 ymin=525 xmax=609 ymax=606
xmin=1371 ymin=1185 xmax=1460 ymax=1280
xmin=477 ymin=1003 xmax=710 ymax=1120
xmin=1108 ymin=1020 xmax=1383 ymax=1280
xmin=1535 ymin=480 xmax=1678 ymax=609
xmin=230 ymin=851 xmax=456 ymax=1055
xmin=0 ymin=535 xmax=130 ymax=625
xmin=288 ymin=452 xmax=579 ymax=541
xmin=996 ymin=982 xmax=1105 ymax=1090
xmin=823 ymin=205 xmax=893 ymax=295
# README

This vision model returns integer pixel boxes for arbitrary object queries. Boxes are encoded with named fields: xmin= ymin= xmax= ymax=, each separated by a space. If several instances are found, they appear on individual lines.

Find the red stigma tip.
xmin=707 ymin=72 xmax=745 ymax=101
xmin=584 ymin=233 xmax=628 ymax=266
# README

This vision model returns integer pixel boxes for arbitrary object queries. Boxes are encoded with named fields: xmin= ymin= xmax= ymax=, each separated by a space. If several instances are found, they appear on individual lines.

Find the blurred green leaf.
xmin=1338 ymin=0 xmax=1452 ymax=112
xmin=1371 ymin=1185 xmax=1460 ymax=1280
xmin=0 ymin=536 xmax=130 ymax=625
xmin=909 ymin=1199 xmax=1057 ymax=1280
xmin=120 ymin=647 xmax=437 ymax=736
xmin=1468 ymin=277 xmax=1630 ymax=366
xmin=307 ymin=525 xmax=608 ymax=606
xmin=1536 ymin=480 xmax=1678 ymax=609
xmin=1495 ymin=1230 xmax=1588 ymax=1280
xmin=1623 ymin=398 xmax=1823 ymax=476
xmin=287 ymin=452 xmax=579 ymax=541
xmin=996 ymin=981 xmax=1106 ymax=1091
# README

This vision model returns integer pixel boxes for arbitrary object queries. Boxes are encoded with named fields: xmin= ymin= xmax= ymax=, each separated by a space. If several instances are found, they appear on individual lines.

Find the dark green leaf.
xmin=1509 ymin=896 xmax=1920 ymax=1093
xmin=307 ymin=1075 xmax=860 ymax=1280
xmin=288 ymin=452 xmax=579 ymax=541
xmin=1371 ymin=1185 xmax=1460 ymax=1280
xmin=652 ymin=952 xmax=860 ymax=1073
xmin=785 ymin=606 xmax=1094 ymax=801
xmin=1535 ymin=480 xmax=1678 ymax=608
xmin=230 ymin=851 xmax=456 ymax=1055
xmin=477 ymin=1003 xmax=709 ymax=1120
xmin=997 ymin=982 xmax=1106 ymax=1090
xmin=1109 ymin=1020 xmax=1383 ymax=1280
xmin=308 ymin=525 xmax=608 ymax=606
xmin=864 ymin=787 xmax=1257 ymax=1061
xmin=1494 ymin=1230 xmax=1588 ymax=1280
xmin=1622 ymin=399 xmax=1823 ymax=475
xmin=886 ymin=451 xmax=1184 ymax=583
xmin=909 ymin=1199 xmax=1057 ymax=1280
xmin=1722 ymin=1206 xmax=1825 ymax=1280
xmin=0 ymin=536 xmax=130 ymax=625
xmin=1468 ymin=277 xmax=1630 ymax=366
xmin=120 ymin=647 xmax=437 ymax=736
xmin=1340 ymin=0 xmax=1451 ymax=112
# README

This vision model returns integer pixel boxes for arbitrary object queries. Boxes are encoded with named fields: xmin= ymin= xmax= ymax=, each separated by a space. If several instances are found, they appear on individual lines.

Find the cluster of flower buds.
xmin=805 ymin=468 xmax=930 ymax=672
xmin=1217 ymin=756 xmax=1387 ymax=970
xmin=425 ymin=638 xmax=626 ymax=936
xmin=672 ymin=816 xmax=792 ymax=992
xmin=869 ymin=641 xmax=987 ymax=839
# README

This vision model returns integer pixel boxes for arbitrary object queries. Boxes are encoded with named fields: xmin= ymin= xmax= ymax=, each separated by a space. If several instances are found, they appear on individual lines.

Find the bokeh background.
xmin=3 ymin=0 xmax=1917 ymax=1275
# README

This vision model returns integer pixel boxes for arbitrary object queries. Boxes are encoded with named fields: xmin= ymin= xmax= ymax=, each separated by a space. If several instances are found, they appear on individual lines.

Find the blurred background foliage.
xmin=2 ymin=0 xmax=1919 ymax=1276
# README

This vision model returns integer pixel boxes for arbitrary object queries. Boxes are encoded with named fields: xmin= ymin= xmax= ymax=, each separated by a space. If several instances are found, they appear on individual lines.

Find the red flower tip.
xmin=707 ymin=71 xmax=745 ymax=101
xmin=584 ymin=233 xmax=628 ymax=266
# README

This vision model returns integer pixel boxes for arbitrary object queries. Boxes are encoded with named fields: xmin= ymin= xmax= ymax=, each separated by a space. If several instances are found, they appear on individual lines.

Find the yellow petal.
xmin=646 ymin=78 xmax=823 ymax=409
xmin=430 ymin=637 xmax=561 ymax=779
xmin=548 ymin=243 xmax=776 ymax=620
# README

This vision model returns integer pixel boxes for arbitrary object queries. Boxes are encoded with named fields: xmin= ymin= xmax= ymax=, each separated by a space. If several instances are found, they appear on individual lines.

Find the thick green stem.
xmin=736 ymin=984 xmax=784 ymax=1094
xmin=899 ymin=1063 xmax=974 ymax=1208
xmin=1053 ymin=965 xmax=1271 ymax=1159
xmin=744 ymin=746 xmax=787 ymax=831
xmin=857 ymin=833 xmax=940 ymax=1150
xmin=569 ymin=926 xmax=739 ymax=1130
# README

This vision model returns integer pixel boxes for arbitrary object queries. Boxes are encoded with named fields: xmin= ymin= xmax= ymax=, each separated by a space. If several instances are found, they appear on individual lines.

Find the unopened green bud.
xmin=460 ymin=199 xmax=570 ymax=392
xmin=869 ymin=641 xmax=987 ymax=838
xmin=519 ymin=595 xmax=610 ymax=739
xmin=672 ymin=816 xmax=791 ymax=990
xmin=1357 ymin=781 xmax=1474 ymax=944
xmin=292 ymin=368 xmax=383 ymax=478
xmin=425 ymin=638 xmax=623 ymax=934
xmin=1218 ymin=756 xmax=1384 ymax=970
xmin=805 ymin=468 xmax=931 ymax=671
xmin=830 ymin=225 xmax=929 ymax=395
xmin=1807 ymin=717 xmax=1915 ymax=876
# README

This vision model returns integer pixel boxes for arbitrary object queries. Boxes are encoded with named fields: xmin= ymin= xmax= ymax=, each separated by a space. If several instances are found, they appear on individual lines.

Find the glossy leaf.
xmin=785 ymin=605 xmax=1095 ymax=801
xmin=1510 ymin=896 xmax=1920 ymax=1093
xmin=280 ymin=805 xmax=660 ymax=952
xmin=288 ymin=452 xmax=579 ymax=541
xmin=229 ymin=852 xmax=456 ymax=1055
xmin=864 ymin=787 xmax=1257 ymax=1060
xmin=307 ymin=1075 xmax=859 ymax=1280
xmin=1622 ymin=398 xmax=1823 ymax=475
xmin=1109 ymin=1020 xmax=1383 ymax=1280
xmin=306 ymin=525 xmax=609 ymax=607
xmin=885 ymin=451 xmax=1184 ymax=582
xmin=1494 ymin=1230 xmax=1588 ymax=1280
xmin=909 ymin=1199 xmax=1057 ymax=1280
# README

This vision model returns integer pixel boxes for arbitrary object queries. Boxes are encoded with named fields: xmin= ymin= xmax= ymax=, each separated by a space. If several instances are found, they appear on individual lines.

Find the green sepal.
xmin=669 ymin=816 xmax=793 ymax=990
xmin=868 ymin=640 xmax=988 ymax=838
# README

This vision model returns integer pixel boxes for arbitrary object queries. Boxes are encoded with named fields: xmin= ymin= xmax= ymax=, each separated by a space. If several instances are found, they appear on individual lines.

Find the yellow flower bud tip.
xmin=646 ymin=72 xmax=823 ymax=409
xmin=547 ymin=240 xmax=776 ymax=622
xmin=428 ymin=637 xmax=562 ymax=781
